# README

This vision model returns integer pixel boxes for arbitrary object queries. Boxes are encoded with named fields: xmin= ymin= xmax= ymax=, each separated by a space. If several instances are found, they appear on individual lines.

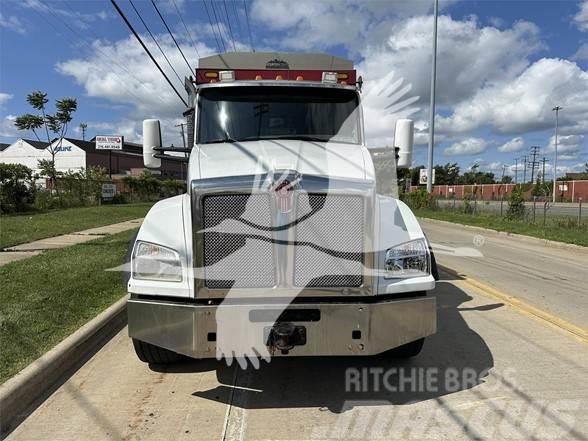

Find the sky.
xmin=0 ymin=0 xmax=587 ymax=179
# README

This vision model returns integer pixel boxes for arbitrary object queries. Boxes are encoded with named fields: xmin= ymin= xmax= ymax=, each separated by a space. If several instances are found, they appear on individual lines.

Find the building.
xmin=0 ymin=137 xmax=183 ymax=179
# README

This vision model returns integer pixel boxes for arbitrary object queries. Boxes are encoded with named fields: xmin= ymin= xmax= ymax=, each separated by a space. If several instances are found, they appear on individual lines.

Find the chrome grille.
xmin=294 ymin=194 xmax=364 ymax=287
xmin=202 ymin=194 xmax=275 ymax=289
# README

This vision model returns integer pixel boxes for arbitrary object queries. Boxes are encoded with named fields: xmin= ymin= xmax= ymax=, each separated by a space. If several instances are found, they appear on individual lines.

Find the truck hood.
xmin=194 ymin=139 xmax=369 ymax=180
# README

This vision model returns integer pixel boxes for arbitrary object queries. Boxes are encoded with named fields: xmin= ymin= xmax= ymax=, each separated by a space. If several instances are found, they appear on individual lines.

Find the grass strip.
xmin=0 ymin=203 xmax=152 ymax=249
xmin=415 ymin=209 xmax=588 ymax=247
xmin=0 ymin=229 xmax=135 ymax=383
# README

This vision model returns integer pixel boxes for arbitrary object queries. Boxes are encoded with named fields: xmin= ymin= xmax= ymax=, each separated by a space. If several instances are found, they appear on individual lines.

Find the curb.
xmin=0 ymin=296 xmax=128 ymax=437
xmin=418 ymin=217 xmax=588 ymax=252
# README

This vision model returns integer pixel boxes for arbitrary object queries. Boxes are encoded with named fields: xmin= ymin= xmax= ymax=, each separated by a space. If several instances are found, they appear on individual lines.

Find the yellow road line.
xmin=438 ymin=265 xmax=588 ymax=345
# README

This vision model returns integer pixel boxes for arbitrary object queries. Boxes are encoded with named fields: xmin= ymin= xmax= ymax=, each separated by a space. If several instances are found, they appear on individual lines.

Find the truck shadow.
xmin=183 ymin=281 xmax=498 ymax=412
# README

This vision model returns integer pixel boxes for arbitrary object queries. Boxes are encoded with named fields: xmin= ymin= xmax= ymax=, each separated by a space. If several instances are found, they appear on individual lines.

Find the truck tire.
xmin=388 ymin=338 xmax=425 ymax=358
xmin=132 ymin=339 xmax=181 ymax=364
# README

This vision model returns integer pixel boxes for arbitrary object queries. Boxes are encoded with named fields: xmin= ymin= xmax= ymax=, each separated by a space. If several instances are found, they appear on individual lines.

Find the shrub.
xmin=507 ymin=187 xmax=526 ymax=220
xmin=400 ymin=189 xmax=437 ymax=210
xmin=0 ymin=163 xmax=36 ymax=213
xmin=463 ymin=195 xmax=475 ymax=214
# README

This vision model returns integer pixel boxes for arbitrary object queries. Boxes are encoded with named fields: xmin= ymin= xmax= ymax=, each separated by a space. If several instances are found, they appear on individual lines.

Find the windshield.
xmin=197 ymin=86 xmax=360 ymax=145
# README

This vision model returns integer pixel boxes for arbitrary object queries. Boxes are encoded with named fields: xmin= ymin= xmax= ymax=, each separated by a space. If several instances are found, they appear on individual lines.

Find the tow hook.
xmin=266 ymin=322 xmax=307 ymax=355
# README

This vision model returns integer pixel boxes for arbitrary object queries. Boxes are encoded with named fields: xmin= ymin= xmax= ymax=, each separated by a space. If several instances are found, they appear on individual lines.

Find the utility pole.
xmin=522 ymin=155 xmax=528 ymax=184
xmin=552 ymin=106 xmax=562 ymax=203
xmin=426 ymin=0 xmax=439 ymax=194
xmin=79 ymin=123 xmax=87 ymax=141
xmin=175 ymin=123 xmax=186 ymax=148
xmin=514 ymin=157 xmax=519 ymax=185
xmin=541 ymin=157 xmax=549 ymax=184
xmin=529 ymin=146 xmax=540 ymax=184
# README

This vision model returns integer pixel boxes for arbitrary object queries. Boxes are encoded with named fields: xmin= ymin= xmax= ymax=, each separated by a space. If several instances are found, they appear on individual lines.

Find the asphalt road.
xmin=421 ymin=218 xmax=588 ymax=329
xmin=6 ymin=225 xmax=588 ymax=441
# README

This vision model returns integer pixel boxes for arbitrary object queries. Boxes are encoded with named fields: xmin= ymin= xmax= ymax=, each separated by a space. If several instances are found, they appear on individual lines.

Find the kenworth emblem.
xmin=275 ymin=179 xmax=294 ymax=214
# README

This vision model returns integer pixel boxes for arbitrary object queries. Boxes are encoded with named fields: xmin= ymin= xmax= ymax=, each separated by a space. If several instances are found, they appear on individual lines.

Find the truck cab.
xmin=128 ymin=52 xmax=436 ymax=367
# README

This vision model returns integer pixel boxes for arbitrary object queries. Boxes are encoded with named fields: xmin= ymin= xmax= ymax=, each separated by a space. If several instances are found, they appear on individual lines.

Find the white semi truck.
xmin=128 ymin=52 xmax=438 ymax=366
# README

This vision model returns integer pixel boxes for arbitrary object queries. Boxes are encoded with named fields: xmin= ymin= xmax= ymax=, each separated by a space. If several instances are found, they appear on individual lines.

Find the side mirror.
xmin=143 ymin=119 xmax=162 ymax=169
xmin=394 ymin=119 xmax=414 ymax=168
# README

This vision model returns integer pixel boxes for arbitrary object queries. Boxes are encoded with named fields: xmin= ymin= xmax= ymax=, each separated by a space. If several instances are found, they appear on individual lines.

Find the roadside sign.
xmin=558 ymin=184 xmax=568 ymax=192
xmin=419 ymin=169 xmax=436 ymax=185
xmin=96 ymin=135 xmax=123 ymax=150
xmin=101 ymin=183 xmax=116 ymax=201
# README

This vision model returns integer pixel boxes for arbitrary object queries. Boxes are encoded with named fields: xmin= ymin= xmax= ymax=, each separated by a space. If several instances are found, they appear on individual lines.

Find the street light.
xmin=426 ymin=0 xmax=439 ymax=193
xmin=552 ymin=106 xmax=562 ymax=203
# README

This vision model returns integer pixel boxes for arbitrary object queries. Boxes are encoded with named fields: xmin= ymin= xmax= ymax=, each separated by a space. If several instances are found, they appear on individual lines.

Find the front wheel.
xmin=388 ymin=338 xmax=425 ymax=358
xmin=132 ymin=339 xmax=181 ymax=364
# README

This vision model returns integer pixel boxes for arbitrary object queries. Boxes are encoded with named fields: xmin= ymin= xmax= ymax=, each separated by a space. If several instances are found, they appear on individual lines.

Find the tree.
xmin=501 ymin=175 xmax=513 ymax=184
xmin=433 ymin=162 xmax=460 ymax=185
xmin=14 ymin=91 xmax=77 ymax=185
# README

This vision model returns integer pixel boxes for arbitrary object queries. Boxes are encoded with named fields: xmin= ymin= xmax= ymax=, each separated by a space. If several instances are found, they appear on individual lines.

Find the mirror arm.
xmin=153 ymin=153 xmax=189 ymax=163
xmin=153 ymin=146 xmax=192 ymax=154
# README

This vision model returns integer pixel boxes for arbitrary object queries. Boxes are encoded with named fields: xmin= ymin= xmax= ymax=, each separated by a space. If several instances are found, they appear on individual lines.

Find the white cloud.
xmin=21 ymin=0 xmax=109 ymax=30
xmin=444 ymin=138 xmax=488 ymax=156
xmin=573 ymin=42 xmax=588 ymax=60
xmin=574 ymin=0 xmax=588 ymax=31
xmin=358 ymin=16 xmax=542 ymax=108
xmin=56 ymin=34 xmax=215 ymax=119
xmin=0 ymin=93 xmax=13 ymax=109
xmin=0 ymin=12 xmax=25 ymax=34
xmin=436 ymin=58 xmax=588 ymax=136
xmin=545 ymin=134 xmax=585 ymax=160
xmin=251 ymin=0 xmax=461 ymax=53
xmin=498 ymin=137 xmax=525 ymax=153
xmin=0 ymin=115 xmax=19 ymax=139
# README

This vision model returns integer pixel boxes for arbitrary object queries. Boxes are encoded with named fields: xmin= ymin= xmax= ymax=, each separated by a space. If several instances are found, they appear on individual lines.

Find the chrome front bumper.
xmin=128 ymin=296 xmax=436 ymax=358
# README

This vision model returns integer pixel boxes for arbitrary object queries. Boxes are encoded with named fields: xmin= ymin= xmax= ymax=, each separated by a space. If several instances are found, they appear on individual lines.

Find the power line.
xmin=128 ymin=0 xmax=184 ymax=87
xmin=169 ymin=0 xmax=200 ymax=60
xmin=243 ymin=0 xmax=255 ymax=52
xmin=230 ymin=0 xmax=243 ymax=44
xmin=210 ymin=0 xmax=228 ymax=53
xmin=150 ymin=0 xmax=194 ymax=73
xmin=110 ymin=0 xmax=188 ymax=107
xmin=222 ymin=0 xmax=237 ymax=51
xmin=202 ymin=0 xmax=222 ymax=53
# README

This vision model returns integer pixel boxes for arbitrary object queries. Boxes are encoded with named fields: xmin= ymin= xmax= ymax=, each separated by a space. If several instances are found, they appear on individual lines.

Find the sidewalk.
xmin=0 ymin=219 xmax=143 ymax=266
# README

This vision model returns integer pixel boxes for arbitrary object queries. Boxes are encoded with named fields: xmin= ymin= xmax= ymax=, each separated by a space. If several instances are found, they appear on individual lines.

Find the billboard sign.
xmin=96 ymin=135 xmax=123 ymax=150
xmin=419 ymin=169 xmax=436 ymax=185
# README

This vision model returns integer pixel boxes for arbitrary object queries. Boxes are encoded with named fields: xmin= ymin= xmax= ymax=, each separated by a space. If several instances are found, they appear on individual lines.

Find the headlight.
xmin=384 ymin=239 xmax=430 ymax=279
xmin=132 ymin=241 xmax=182 ymax=282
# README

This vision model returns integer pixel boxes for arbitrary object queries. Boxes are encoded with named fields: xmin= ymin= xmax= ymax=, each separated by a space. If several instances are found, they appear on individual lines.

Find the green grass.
xmin=416 ymin=209 xmax=588 ymax=247
xmin=0 ymin=203 xmax=153 ymax=249
xmin=0 ymin=229 xmax=135 ymax=384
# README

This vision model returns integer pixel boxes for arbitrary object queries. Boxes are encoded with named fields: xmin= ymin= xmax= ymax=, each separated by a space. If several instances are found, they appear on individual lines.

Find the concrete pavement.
xmin=421 ymin=218 xmax=588 ymax=329
xmin=6 ymin=277 xmax=587 ymax=440
xmin=0 ymin=219 xmax=143 ymax=266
